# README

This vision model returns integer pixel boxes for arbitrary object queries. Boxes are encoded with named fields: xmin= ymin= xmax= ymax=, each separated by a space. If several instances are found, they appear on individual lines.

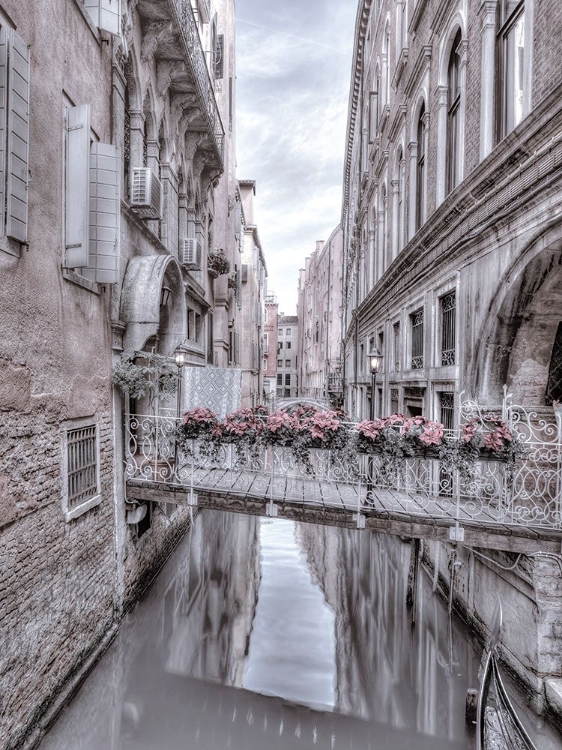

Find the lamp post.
xmin=174 ymin=343 xmax=189 ymax=419
xmin=367 ymin=348 xmax=383 ymax=500
xmin=368 ymin=349 xmax=384 ymax=420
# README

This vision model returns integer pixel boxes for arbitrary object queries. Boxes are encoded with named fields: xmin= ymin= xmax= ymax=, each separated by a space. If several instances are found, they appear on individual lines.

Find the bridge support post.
xmin=267 ymin=446 xmax=278 ymax=517
xmin=353 ymin=513 xmax=366 ymax=529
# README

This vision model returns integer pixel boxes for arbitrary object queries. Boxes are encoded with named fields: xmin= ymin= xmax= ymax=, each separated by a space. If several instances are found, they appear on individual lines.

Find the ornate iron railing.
xmin=124 ymin=396 xmax=562 ymax=532
xmin=168 ymin=0 xmax=225 ymax=166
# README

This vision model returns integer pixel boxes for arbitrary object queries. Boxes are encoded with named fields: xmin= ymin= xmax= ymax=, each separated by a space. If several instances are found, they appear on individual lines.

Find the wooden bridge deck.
xmin=126 ymin=466 xmax=562 ymax=554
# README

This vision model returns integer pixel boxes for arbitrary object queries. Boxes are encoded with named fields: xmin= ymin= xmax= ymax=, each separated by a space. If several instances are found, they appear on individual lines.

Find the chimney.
xmin=316 ymin=240 xmax=324 ymax=252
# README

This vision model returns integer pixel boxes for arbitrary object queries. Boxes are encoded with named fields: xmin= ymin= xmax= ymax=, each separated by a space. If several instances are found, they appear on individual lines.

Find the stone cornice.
xmin=342 ymin=0 xmax=374 ymax=227
xmin=389 ymin=103 xmax=407 ymax=142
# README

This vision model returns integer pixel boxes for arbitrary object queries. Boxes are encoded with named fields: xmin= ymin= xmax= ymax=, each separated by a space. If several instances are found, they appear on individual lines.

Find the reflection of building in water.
xmin=297 ymin=524 xmax=478 ymax=743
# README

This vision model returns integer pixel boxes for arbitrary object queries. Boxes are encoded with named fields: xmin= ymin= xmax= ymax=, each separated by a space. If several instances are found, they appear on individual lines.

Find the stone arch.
xmin=120 ymin=255 xmax=187 ymax=355
xmin=474 ymin=225 xmax=562 ymax=405
xmin=438 ymin=12 xmax=467 ymax=85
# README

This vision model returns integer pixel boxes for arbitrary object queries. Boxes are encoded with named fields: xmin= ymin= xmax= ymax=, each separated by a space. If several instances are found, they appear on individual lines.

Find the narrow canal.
xmin=40 ymin=510 xmax=560 ymax=750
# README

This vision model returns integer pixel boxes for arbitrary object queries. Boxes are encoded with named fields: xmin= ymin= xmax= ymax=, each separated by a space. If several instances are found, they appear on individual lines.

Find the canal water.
xmin=40 ymin=510 xmax=561 ymax=750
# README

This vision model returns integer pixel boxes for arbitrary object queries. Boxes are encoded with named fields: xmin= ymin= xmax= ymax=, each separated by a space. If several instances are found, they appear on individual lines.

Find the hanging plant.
xmin=112 ymin=353 xmax=178 ymax=401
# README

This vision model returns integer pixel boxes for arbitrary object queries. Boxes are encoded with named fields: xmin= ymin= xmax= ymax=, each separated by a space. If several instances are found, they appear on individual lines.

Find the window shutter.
xmin=84 ymin=0 xmax=121 ymax=36
xmin=100 ymin=0 xmax=121 ymax=36
xmin=6 ymin=30 xmax=30 ymax=243
xmin=83 ymin=142 xmax=120 ymax=284
xmin=65 ymin=104 xmax=90 ymax=268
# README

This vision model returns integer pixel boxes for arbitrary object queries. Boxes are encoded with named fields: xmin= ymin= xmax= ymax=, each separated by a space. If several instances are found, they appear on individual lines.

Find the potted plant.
xmin=207 ymin=249 xmax=231 ymax=278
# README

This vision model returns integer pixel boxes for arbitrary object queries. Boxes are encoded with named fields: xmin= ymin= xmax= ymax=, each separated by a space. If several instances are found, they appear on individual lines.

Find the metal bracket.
xmin=449 ymin=525 xmax=465 ymax=542
xmin=188 ymin=491 xmax=198 ymax=507
xmin=266 ymin=503 xmax=278 ymax=517
xmin=353 ymin=513 xmax=366 ymax=529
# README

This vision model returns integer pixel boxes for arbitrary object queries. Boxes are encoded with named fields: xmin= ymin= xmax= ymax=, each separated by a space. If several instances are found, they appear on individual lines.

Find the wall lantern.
xmin=160 ymin=286 xmax=173 ymax=307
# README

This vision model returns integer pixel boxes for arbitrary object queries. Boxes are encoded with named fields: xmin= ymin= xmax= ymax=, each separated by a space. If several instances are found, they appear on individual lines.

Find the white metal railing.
xmin=124 ymin=404 xmax=562 ymax=532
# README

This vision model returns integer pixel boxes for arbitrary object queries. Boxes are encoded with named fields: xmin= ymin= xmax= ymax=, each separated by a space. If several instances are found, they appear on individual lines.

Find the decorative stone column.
xmin=479 ymin=1 xmax=498 ymax=160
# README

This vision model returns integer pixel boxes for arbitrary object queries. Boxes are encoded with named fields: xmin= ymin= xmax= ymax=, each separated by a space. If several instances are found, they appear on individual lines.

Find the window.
xmin=277 ymin=374 xmax=283 ymax=385
xmin=446 ymin=30 xmax=462 ymax=195
xmin=277 ymin=359 xmax=282 ymax=367
xmin=440 ymin=392 xmax=455 ymax=430
xmin=393 ymin=322 xmax=401 ymax=372
xmin=415 ymin=104 xmax=426 ymax=231
xmin=439 ymin=392 xmax=455 ymax=496
xmin=285 ymin=359 xmax=290 ymax=367
xmin=411 ymin=308 xmax=424 ymax=369
xmin=0 ymin=28 xmax=30 ymax=251
xmin=498 ymin=0 xmax=525 ymax=138
xmin=285 ymin=374 xmax=291 ymax=385
xmin=64 ymin=102 xmax=120 ymax=283
xmin=286 ymin=328 xmax=291 ymax=335
xmin=62 ymin=419 xmax=101 ymax=521
xmin=286 ymin=341 xmax=291 ymax=350
xmin=278 ymin=341 xmax=283 ymax=349
xmin=278 ymin=327 xmax=283 ymax=336
xmin=390 ymin=388 xmax=399 ymax=414
xmin=440 ymin=291 xmax=456 ymax=366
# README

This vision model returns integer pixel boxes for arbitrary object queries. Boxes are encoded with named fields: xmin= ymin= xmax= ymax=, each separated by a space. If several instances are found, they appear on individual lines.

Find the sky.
xmin=235 ymin=0 xmax=357 ymax=315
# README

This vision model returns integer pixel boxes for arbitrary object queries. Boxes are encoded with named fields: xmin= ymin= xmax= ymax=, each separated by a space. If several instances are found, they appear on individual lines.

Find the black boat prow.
xmin=476 ymin=600 xmax=537 ymax=750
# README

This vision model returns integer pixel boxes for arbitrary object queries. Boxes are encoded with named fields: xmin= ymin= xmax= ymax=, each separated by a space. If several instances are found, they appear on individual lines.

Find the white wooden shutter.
xmin=6 ymin=30 xmax=30 ymax=243
xmin=83 ymin=142 xmax=120 ymax=284
xmin=100 ymin=0 xmax=121 ymax=36
xmin=0 ymin=29 xmax=8 ymax=238
xmin=84 ymin=0 xmax=121 ymax=36
xmin=65 ymin=104 xmax=90 ymax=268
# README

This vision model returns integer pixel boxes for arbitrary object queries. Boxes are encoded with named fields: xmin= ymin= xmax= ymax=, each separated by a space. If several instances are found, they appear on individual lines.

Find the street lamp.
xmin=173 ymin=343 xmax=189 ymax=418
xmin=366 ymin=348 xmax=383 ymax=502
xmin=368 ymin=348 xmax=384 ymax=421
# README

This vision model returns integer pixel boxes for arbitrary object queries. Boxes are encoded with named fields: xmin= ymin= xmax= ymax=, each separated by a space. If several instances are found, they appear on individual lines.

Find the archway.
xmin=476 ymin=238 xmax=562 ymax=406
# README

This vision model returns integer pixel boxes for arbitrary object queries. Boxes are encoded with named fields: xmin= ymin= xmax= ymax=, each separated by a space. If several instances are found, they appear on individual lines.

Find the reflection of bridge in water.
xmin=125 ymin=407 xmax=562 ymax=554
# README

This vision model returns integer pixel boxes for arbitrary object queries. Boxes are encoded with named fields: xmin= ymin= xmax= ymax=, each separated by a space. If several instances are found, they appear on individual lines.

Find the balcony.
xmin=136 ymin=0 xmax=225 ymax=171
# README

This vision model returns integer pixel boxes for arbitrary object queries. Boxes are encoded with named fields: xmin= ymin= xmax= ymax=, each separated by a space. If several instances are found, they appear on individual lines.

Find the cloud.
xmin=236 ymin=0 xmax=356 ymax=312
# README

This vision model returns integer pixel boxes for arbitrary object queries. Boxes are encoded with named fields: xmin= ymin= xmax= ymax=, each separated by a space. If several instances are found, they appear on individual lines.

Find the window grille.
xmin=67 ymin=425 xmax=98 ymax=510
xmin=390 ymin=388 xmax=399 ymax=414
xmin=411 ymin=309 xmax=424 ymax=369
xmin=441 ymin=291 xmax=456 ymax=366
xmin=393 ymin=322 xmax=400 ymax=372
xmin=439 ymin=393 xmax=455 ymax=496
xmin=440 ymin=392 xmax=455 ymax=430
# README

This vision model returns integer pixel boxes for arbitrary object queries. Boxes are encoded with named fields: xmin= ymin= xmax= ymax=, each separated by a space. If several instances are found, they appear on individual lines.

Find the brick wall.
xmin=0 ymin=412 xmax=117 ymax=750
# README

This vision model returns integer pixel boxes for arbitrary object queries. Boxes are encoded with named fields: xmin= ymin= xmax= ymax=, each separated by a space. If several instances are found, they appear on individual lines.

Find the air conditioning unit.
xmin=130 ymin=167 xmax=162 ymax=220
xmin=180 ymin=238 xmax=202 ymax=269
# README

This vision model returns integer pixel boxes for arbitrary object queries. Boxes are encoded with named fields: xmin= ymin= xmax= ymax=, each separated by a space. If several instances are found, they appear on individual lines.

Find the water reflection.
xmin=243 ymin=519 xmax=336 ymax=709
xmin=41 ymin=510 xmax=550 ymax=749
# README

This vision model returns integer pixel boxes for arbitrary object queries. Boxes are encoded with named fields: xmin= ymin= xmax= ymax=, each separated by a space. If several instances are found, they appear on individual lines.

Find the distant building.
xmin=263 ymin=294 xmax=279 ymax=407
xmin=239 ymin=180 xmax=267 ymax=407
xmin=277 ymin=315 xmax=299 ymax=398
xmin=297 ymin=230 xmax=344 ymax=406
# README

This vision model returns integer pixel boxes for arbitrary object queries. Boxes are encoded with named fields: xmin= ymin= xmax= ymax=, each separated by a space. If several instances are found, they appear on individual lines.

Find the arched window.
xmin=415 ymin=104 xmax=426 ymax=231
xmin=383 ymin=25 xmax=390 ymax=105
xmin=446 ymin=29 xmax=462 ymax=194
xmin=498 ymin=0 xmax=526 ymax=139
xmin=379 ymin=183 xmax=387 ymax=272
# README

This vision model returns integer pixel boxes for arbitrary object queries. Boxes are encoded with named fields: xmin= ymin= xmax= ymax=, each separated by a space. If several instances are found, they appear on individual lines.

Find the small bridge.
xmin=125 ymin=409 xmax=562 ymax=555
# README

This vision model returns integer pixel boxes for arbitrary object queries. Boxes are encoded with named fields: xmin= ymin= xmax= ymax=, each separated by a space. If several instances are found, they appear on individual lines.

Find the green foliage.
xmin=112 ymin=353 xmax=178 ymax=402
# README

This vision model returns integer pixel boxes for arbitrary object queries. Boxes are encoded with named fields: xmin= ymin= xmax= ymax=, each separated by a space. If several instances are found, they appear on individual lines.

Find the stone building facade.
xmin=263 ymin=293 xmax=279 ymax=408
xmin=276 ymin=315 xmax=299 ymax=399
xmin=341 ymin=0 xmax=562 ymax=715
xmin=297 ymin=229 xmax=344 ymax=406
xmin=0 ymin=1 xmax=251 ymax=747
xmin=238 ymin=179 xmax=267 ymax=407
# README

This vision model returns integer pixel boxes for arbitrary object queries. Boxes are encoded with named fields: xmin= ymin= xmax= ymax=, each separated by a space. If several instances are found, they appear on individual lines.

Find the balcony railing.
xmin=169 ymin=0 xmax=225 ymax=167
